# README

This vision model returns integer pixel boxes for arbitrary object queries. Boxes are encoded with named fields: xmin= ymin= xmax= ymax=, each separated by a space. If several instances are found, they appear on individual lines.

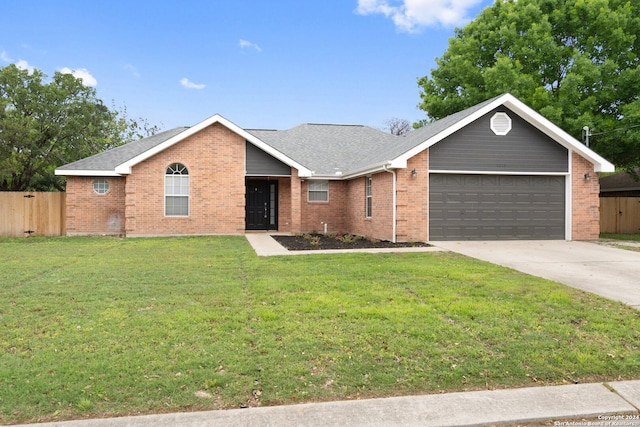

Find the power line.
xmin=589 ymin=123 xmax=640 ymax=136
xmin=582 ymin=123 xmax=640 ymax=147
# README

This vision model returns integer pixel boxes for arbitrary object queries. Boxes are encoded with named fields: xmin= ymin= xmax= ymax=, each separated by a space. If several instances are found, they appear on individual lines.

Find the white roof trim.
xmin=394 ymin=93 xmax=615 ymax=173
xmin=114 ymin=114 xmax=313 ymax=177
xmin=54 ymin=170 xmax=122 ymax=177
xmin=339 ymin=161 xmax=396 ymax=180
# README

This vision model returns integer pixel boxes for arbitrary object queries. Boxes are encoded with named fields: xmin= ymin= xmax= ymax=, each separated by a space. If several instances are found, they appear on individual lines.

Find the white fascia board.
xmin=393 ymin=98 xmax=510 ymax=165
xmin=54 ymin=169 xmax=122 ymax=177
xmin=303 ymin=175 xmax=345 ymax=181
xmin=500 ymin=95 xmax=615 ymax=172
xmin=340 ymin=161 xmax=396 ymax=180
xmin=114 ymin=114 xmax=313 ymax=177
xmin=301 ymin=159 xmax=403 ymax=180
xmin=392 ymin=93 xmax=615 ymax=173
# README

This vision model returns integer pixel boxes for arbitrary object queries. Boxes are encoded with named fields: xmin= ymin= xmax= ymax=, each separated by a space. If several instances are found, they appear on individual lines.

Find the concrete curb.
xmin=9 ymin=381 xmax=640 ymax=427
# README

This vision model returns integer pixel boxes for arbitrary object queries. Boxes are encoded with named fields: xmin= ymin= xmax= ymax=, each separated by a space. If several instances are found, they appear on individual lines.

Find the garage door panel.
xmin=429 ymin=174 xmax=565 ymax=240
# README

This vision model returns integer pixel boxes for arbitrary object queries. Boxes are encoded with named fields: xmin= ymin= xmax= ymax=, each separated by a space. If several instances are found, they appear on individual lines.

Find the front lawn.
xmin=1 ymin=236 xmax=639 ymax=424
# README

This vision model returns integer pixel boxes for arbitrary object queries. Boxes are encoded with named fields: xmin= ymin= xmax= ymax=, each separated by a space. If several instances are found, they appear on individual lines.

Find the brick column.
xmin=290 ymin=168 xmax=302 ymax=233
xmin=572 ymin=152 xmax=600 ymax=240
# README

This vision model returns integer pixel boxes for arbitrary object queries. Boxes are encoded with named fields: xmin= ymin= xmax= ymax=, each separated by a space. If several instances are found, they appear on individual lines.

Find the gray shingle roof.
xmin=248 ymin=124 xmax=397 ymax=176
xmin=56 ymin=94 xmax=512 ymax=177
xmin=56 ymin=127 xmax=189 ymax=171
xmin=600 ymin=169 xmax=640 ymax=191
xmin=246 ymin=98 xmax=501 ymax=176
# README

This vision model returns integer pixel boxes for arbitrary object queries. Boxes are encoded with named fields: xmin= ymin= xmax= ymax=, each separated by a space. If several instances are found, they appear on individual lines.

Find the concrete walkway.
xmin=9 ymin=381 xmax=640 ymax=427
xmin=434 ymin=240 xmax=640 ymax=309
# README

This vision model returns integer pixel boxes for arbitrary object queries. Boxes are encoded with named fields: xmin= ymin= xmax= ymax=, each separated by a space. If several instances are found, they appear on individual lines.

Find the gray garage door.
xmin=429 ymin=174 xmax=565 ymax=240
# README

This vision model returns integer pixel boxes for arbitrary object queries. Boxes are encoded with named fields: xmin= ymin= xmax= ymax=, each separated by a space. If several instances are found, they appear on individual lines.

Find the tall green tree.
xmin=0 ymin=64 xmax=158 ymax=191
xmin=417 ymin=0 xmax=640 ymax=170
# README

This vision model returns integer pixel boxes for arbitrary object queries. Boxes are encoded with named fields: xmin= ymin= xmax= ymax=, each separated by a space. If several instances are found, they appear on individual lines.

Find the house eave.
xmin=338 ymin=160 xmax=405 ymax=180
xmin=392 ymin=93 xmax=615 ymax=173
xmin=113 ymin=114 xmax=314 ymax=177
xmin=54 ymin=169 xmax=122 ymax=177
xmin=498 ymin=95 xmax=615 ymax=172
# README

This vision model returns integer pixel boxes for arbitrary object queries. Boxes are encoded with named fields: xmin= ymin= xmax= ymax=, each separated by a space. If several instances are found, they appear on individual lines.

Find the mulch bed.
xmin=271 ymin=233 xmax=431 ymax=251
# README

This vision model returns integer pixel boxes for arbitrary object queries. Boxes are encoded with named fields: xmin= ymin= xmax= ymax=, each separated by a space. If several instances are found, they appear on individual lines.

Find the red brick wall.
xmin=276 ymin=176 xmax=293 ymax=233
xmin=572 ymin=152 xmax=600 ymax=240
xmin=65 ymin=176 xmax=126 ymax=235
xmin=296 ymin=167 xmax=428 ymax=242
xmin=66 ymin=132 xmax=600 ymax=242
xmin=290 ymin=169 xmax=302 ymax=233
xmin=344 ymin=173 xmax=394 ymax=241
xmin=299 ymin=180 xmax=348 ymax=233
xmin=397 ymin=150 xmax=429 ymax=242
xmin=125 ymin=123 xmax=246 ymax=236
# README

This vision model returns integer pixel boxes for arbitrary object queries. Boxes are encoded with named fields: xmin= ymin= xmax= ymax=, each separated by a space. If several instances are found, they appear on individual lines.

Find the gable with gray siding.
xmin=245 ymin=142 xmax=291 ymax=176
xmin=429 ymin=107 xmax=568 ymax=173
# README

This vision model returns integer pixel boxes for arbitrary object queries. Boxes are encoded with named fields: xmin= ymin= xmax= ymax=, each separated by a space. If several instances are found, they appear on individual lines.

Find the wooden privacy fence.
xmin=600 ymin=197 xmax=640 ymax=234
xmin=0 ymin=192 xmax=66 ymax=237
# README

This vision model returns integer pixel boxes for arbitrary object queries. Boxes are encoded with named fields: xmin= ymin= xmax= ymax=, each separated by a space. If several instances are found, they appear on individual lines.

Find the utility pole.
xmin=582 ymin=126 xmax=590 ymax=148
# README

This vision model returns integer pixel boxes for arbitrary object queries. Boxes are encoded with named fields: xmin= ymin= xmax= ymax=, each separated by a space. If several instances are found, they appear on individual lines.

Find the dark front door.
xmin=246 ymin=180 xmax=278 ymax=230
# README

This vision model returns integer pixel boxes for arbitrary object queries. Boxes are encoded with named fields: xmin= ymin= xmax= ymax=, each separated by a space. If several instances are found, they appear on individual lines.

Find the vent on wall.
xmin=490 ymin=112 xmax=512 ymax=135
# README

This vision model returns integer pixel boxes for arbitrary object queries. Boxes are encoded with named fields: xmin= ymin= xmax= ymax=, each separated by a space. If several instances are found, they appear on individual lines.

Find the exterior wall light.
xmin=411 ymin=168 xmax=417 ymax=177
xmin=584 ymin=173 xmax=591 ymax=181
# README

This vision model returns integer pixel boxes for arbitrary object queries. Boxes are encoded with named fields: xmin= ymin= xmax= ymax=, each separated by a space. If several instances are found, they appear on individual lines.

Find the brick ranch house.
xmin=55 ymin=93 xmax=614 ymax=241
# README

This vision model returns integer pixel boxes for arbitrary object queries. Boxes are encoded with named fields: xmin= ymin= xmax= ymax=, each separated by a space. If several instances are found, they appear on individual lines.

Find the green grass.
xmin=1 ymin=236 xmax=639 ymax=424
xmin=600 ymin=233 xmax=640 ymax=241
xmin=599 ymin=233 xmax=640 ymax=251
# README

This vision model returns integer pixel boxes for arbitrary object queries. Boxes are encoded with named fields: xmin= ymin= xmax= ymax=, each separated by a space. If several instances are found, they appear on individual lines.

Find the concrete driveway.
xmin=434 ymin=240 xmax=640 ymax=309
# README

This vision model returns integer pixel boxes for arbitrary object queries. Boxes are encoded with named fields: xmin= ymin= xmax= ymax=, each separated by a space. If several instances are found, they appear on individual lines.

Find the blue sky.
xmin=1 ymin=0 xmax=492 ymax=132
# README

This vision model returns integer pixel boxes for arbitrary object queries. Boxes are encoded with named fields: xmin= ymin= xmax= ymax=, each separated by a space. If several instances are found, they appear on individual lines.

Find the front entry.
xmin=245 ymin=180 xmax=278 ymax=230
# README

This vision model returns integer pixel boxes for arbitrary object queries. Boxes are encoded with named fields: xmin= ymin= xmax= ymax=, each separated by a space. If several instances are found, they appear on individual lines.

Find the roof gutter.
xmin=339 ymin=160 xmax=405 ymax=180
xmin=54 ymin=169 xmax=123 ymax=177
xmin=383 ymin=165 xmax=397 ymax=243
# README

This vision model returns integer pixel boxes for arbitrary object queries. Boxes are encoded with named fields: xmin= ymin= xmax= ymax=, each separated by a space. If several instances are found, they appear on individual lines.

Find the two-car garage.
xmin=426 ymin=107 xmax=570 ymax=241
xmin=429 ymin=174 xmax=566 ymax=240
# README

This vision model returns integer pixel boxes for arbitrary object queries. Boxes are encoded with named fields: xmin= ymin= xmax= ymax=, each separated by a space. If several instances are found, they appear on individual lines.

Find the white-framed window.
xmin=308 ymin=180 xmax=329 ymax=202
xmin=93 ymin=179 xmax=109 ymax=195
xmin=365 ymin=176 xmax=372 ymax=218
xmin=165 ymin=163 xmax=189 ymax=216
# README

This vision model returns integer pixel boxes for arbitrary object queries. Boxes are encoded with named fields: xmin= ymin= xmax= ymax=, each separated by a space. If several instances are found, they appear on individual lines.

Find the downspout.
xmin=383 ymin=165 xmax=397 ymax=243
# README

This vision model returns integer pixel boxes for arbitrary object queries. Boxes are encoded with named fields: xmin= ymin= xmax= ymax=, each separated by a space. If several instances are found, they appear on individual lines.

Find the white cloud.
xmin=60 ymin=67 xmax=98 ymax=86
xmin=180 ymin=77 xmax=206 ymax=90
xmin=124 ymin=63 xmax=141 ymax=78
xmin=1 ymin=49 xmax=12 ymax=63
xmin=16 ymin=59 xmax=35 ymax=74
xmin=1 ymin=50 xmax=36 ymax=74
xmin=239 ymin=39 xmax=262 ymax=52
xmin=356 ymin=0 xmax=483 ymax=32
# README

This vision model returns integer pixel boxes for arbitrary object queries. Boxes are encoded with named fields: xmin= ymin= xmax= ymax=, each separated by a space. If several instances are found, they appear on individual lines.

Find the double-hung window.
xmin=365 ymin=176 xmax=372 ymax=217
xmin=165 ymin=163 xmax=189 ymax=216
xmin=308 ymin=180 xmax=329 ymax=202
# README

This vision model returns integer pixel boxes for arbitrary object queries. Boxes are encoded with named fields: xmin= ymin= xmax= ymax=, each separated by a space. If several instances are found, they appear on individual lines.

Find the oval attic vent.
xmin=490 ymin=112 xmax=512 ymax=135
